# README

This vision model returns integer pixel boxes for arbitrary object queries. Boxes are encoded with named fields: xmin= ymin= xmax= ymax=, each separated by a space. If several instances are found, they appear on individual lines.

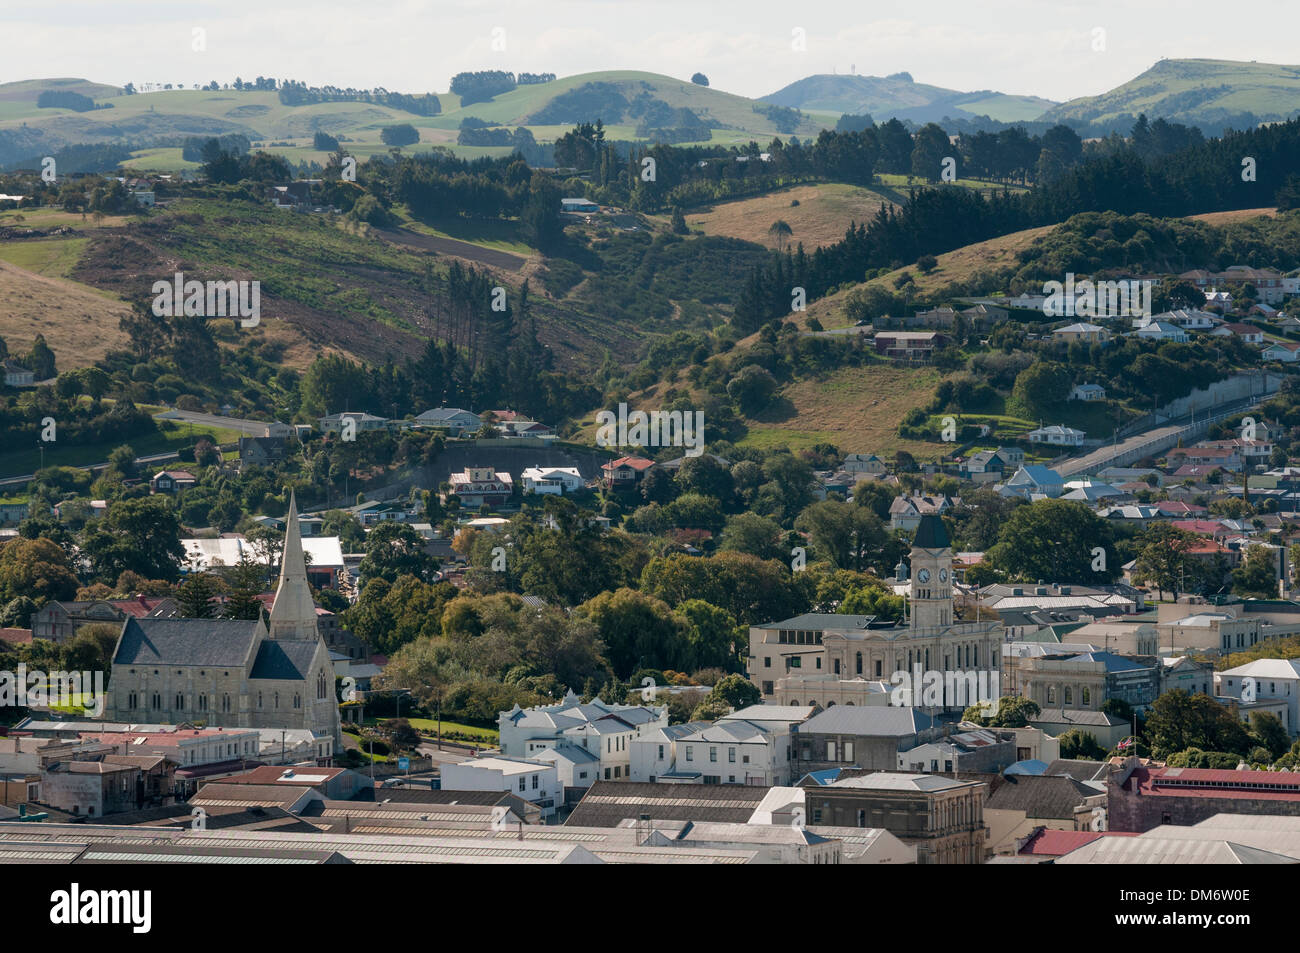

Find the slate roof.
xmin=564 ymin=781 xmax=769 ymax=828
xmin=248 ymin=639 xmax=318 ymax=680
xmin=114 ymin=617 xmax=259 ymax=668
xmin=1045 ymin=758 xmax=1113 ymax=783
xmin=796 ymin=706 xmax=935 ymax=737
xmin=913 ymin=513 xmax=950 ymax=549
xmin=985 ymin=773 xmax=1102 ymax=819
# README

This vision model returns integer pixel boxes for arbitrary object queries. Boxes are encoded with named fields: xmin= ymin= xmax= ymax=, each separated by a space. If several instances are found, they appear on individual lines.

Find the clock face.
xmin=939 ymin=569 xmax=948 ymax=583
xmin=917 ymin=568 xmax=931 ymax=583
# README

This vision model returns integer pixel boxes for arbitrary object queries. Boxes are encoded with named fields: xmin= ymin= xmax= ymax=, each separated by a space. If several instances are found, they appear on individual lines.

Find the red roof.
xmin=604 ymin=456 xmax=655 ymax=471
xmin=1019 ymin=829 xmax=1137 ymax=856
xmin=0 ymin=627 xmax=32 ymax=645
xmin=1156 ymin=502 xmax=1207 ymax=515
xmin=223 ymin=765 xmax=347 ymax=785
xmin=111 ymin=595 xmax=170 ymax=618
xmin=1170 ymin=519 xmax=1225 ymax=535
xmin=1125 ymin=766 xmax=1300 ymax=800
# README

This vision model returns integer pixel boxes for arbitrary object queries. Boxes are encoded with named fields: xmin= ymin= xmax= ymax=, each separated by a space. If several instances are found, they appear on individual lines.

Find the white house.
xmin=439 ymin=757 xmax=560 ymax=818
xmin=318 ymin=411 xmax=390 ymax=434
xmin=1027 ymin=424 xmax=1086 ymax=447
xmin=842 ymin=454 xmax=888 ymax=475
xmin=1217 ymin=659 xmax=1300 ymax=734
xmin=1133 ymin=321 xmax=1188 ymax=342
xmin=1069 ymin=383 xmax=1106 ymax=402
xmin=1261 ymin=342 xmax=1300 ymax=363
xmin=531 ymin=744 xmax=602 ymax=791
xmin=520 ymin=466 xmax=583 ymax=495
xmin=499 ymin=693 xmax=669 ymax=783
xmin=414 ymin=407 xmax=481 ymax=436
xmin=630 ymin=722 xmax=709 ymax=783
xmin=1211 ymin=323 xmax=1265 ymax=345
xmin=669 ymin=719 xmax=786 ymax=786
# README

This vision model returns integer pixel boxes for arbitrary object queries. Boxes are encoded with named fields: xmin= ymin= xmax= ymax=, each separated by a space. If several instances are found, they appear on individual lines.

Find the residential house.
xmin=1 ymin=360 xmax=34 ymax=388
xmin=447 ymin=467 xmax=513 ymax=507
xmin=1217 ymin=658 xmax=1300 ymax=733
xmin=414 ymin=407 xmax=481 ymax=436
xmin=150 ymin=470 xmax=197 ymax=493
xmin=843 ymin=453 xmax=888 ymax=475
xmin=873 ymin=331 xmax=948 ymax=361
xmin=1211 ymin=322 xmax=1266 ymax=345
xmin=888 ymin=493 xmax=953 ymax=531
xmin=238 ymin=435 xmax=290 ymax=467
xmin=1027 ymin=709 xmax=1130 ymax=750
xmin=1133 ymin=321 xmax=1189 ymax=343
xmin=1069 ymin=383 xmax=1106 ymax=402
xmin=1262 ymin=341 xmax=1300 ymax=363
xmin=601 ymin=455 xmax=655 ymax=487
xmin=520 ymin=466 xmax=583 ymax=495
xmin=31 ymin=597 xmax=178 ymax=644
xmin=1027 ymin=424 xmax=1085 ymax=447
xmin=1001 ymin=465 xmax=1064 ymax=499
xmin=1052 ymin=323 xmax=1110 ymax=344
xmin=318 ymin=411 xmax=390 ymax=435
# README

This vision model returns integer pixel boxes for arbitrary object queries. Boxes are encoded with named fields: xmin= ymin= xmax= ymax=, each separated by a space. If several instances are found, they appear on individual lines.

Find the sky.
xmin=6 ymin=0 xmax=1300 ymax=104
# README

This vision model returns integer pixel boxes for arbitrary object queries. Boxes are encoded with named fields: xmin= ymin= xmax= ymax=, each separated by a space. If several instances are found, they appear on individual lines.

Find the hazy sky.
xmin=8 ymin=0 xmax=1299 ymax=103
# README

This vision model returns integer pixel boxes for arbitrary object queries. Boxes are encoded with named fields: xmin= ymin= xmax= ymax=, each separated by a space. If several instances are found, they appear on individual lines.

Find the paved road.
xmin=375 ymin=227 xmax=527 ymax=272
xmin=416 ymin=743 xmax=475 ymax=766
xmin=1055 ymin=393 xmax=1272 ymax=477
xmin=0 ymin=449 xmax=183 ymax=488
xmin=154 ymin=409 xmax=271 ymax=437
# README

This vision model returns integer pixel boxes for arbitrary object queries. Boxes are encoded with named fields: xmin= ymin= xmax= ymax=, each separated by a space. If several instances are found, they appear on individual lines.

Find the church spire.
xmin=267 ymin=490 xmax=318 ymax=639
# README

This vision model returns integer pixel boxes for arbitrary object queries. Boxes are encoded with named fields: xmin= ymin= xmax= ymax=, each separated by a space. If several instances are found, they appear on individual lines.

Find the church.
xmin=105 ymin=493 xmax=343 ymax=749
xmin=745 ymin=514 xmax=1003 ymax=711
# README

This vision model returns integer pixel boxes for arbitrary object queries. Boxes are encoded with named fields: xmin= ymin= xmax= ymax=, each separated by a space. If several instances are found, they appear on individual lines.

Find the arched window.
xmin=222 ymin=693 xmax=231 ymax=713
xmin=1082 ymin=687 xmax=1091 ymax=706
xmin=1047 ymin=686 xmax=1057 ymax=704
xmin=855 ymin=652 xmax=863 ymax=675
xmin=258 ymin=692 xmax=263 ymax=708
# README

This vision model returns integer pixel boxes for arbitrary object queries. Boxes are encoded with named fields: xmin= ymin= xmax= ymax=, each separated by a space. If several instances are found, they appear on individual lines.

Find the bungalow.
xmin=1181 ymin=266 xmax=1287 ymax=305
xmin=1261 ymin=341 xmax=1300 ymax=363
xmin=1069 ymin=383 xmax=1106 ymax=402
xmin=602 ymin=456 xmax=655 ymax=487
xmin=1052 ymin=323 xmax=1110 ymax=344
xmin=1168 ymin=446 xmax=1240 ymax=469
xmin=1027 ymin=424 xmax=1086 ymax=447
xmin=2 ymin=360 xmax=34 ymax=388
xmin=963 ymin=449 xmax=1010 ymax=479
xmin=520 ymin=466 xmax=583 ymax=495
xmin=1211 ymin=322 xmax=1265 ymax=345
xmin=1157 ymin=308 xmax=1220 ymax=331
xmin=150 ymin=470 xmax=197 ymax=493
xmin=448 ymin=467 xmax=513 ymax=507
xmin=415 ymin=407 xmax=481 ymax=436
xmin=318 ymin=411 xmax=390 ymax=435
xmin=1133 ymin=321 xmax=1188 ymax=343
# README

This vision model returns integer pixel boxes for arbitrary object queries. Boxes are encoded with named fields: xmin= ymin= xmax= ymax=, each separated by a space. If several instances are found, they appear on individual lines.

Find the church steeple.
xmin=267 ymin=490 xmax=318 ymax=639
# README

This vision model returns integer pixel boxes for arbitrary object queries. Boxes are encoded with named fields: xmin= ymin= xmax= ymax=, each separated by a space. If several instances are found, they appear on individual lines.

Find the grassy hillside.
xmin=762 ymin=73 xmax=1056 ymax=123
xmin=1040 ymin=58 xmax=1300 ymax=128
xmin=0 ymin=71 xmax=831 ymax=171
xmin=680 ymin=183 xmax=896 ymax=250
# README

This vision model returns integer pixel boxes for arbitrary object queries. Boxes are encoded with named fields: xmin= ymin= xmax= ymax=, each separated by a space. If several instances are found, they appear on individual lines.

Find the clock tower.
xmin=909 ymin=514 xmax=953 ymax=629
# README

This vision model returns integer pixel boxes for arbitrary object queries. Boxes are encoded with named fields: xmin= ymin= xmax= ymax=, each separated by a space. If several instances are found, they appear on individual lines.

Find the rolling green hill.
xmin=762 ymin=73 xmax=1056 ymax=123
xmin=1039 ymin=58 xmax=1300 ymax=129
xmin=0 ymin=71 xmax=831 ymax=170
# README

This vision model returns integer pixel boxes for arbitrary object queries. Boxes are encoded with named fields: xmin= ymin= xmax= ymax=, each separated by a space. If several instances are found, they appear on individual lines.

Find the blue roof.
xmin=1066 ymin=651 xmax=1146 ymax=672
xmin=1005 ymin=759 xmax=1049 ymax=776
xmin=796 ymin=768 xmax=842 ymax=786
